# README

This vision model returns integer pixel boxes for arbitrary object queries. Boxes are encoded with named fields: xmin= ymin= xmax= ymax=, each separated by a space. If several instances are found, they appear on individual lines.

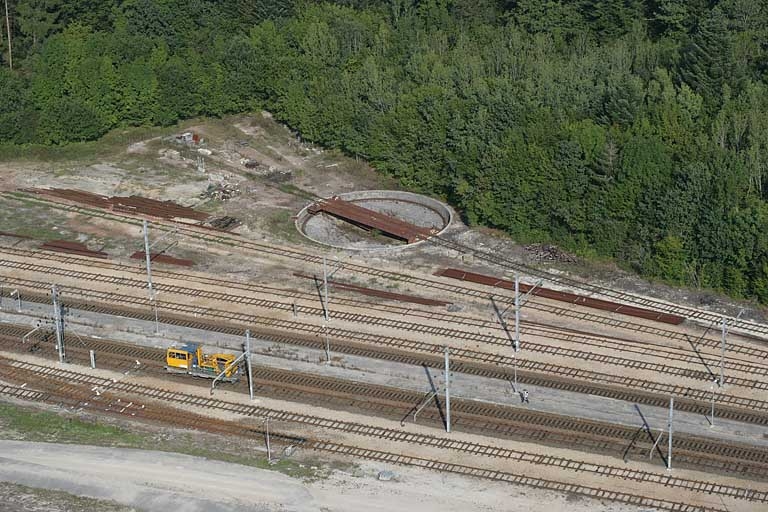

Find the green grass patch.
xmin=0 ymin=482 xmax=136 ymax=512
xmin=0 ymin=197 xmax=75 ymax=241
xmin=0 ymin=126 xmax=169 ymax=163
xmin=0 ymin=402 xmax=337 ymax=482
xmin=277 ymin=183 xmax=318 ymax=200
xmin=0 ymin=403 xmax=143 ymax=446
xmin=177 ymin=444 xmax=330 ymax=481
xmin=263 ymin=209 xmax=302 ymax=243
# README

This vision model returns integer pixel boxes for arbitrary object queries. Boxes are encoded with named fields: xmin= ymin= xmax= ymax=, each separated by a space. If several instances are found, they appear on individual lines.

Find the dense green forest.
xmin=2 ymin=1 xmax=768 ymax=302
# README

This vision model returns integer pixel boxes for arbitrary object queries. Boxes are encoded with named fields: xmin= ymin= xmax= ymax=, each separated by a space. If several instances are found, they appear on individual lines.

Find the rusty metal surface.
xmin=23 ymin=188 xmax=209 ymax=222
xmin=130 ymin=251 xmax=194 ymax=267
xmin=308 ymin=196 xmax=436 ymax=243
xmin=0 ymin=231 xmax=33 ymax=239
xmin=294 ymin=272 xmax=450 ymax=306
xmin=436 ymin=268 xmax=685 ymax=325
xmin=40 ymin=240 xmax=109 ymax=259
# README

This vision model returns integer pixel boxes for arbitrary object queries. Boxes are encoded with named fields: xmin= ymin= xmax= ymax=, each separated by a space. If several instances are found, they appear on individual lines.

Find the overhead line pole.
xmin=323 ymin=325 xmax=330 ymax=364
xmin=514 ymin=275 xmax=521 ymax=352
xmin=10 ymin=289 xmax=20 ymax=311
xmin=323 ymin=257 xmax=329 ymax=322
xmin=52 ymin=285 xmax=65 ymax=364
xmin=491 ymin=275 xmax=541 ymax=393
xmin=142 ymin=220 xmax=154 ymax=300
xmin=667 ymin=397 xmax=674 ymax=471
xmin=444 ymin=345 xmax=451 ymax=433
xmin=245 ymin=330 xmax=254 ymax=401
xmin=320 ymin=256 xmax=342 ymax=323
xmin=512 ymin=352 xmax=517 ymax=392
xmin=491 ymin=275 xmax=541 ymax=390
xmin=719 ymin=309 xmax=744 ymax=388
xmin=720 ymin=317 xmax=726 ymax=388
xmin=319 ymin=256 xmax=342 ymax=364
xmin=143 ymin=220 xmax=160 ymax=334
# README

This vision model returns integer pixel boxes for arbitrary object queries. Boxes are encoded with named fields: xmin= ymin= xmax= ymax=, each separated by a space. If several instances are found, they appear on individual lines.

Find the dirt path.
xmin=0 ymin=440 xmax=652 ymax=512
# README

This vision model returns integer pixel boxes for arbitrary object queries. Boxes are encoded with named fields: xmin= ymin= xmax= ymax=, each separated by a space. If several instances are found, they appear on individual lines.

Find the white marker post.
xmin=667 ymin=397 xmax=674 ymax=471
xmin=245 ymin=330 xmax=254 ymax=401
xmin=514 ymin=275 xmax=520 ymax=352
xmin=51 ymin=285 xmax=65 ymax=364
xmin=265 ymin=417 xmax=272 ymax=464
xmin=444 ymin=346 xmax=451 ymax=433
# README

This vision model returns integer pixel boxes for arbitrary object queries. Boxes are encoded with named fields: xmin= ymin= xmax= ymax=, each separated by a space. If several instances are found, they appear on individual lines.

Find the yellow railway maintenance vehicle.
xmin=165 ymin=343 xmax=241 ymax=382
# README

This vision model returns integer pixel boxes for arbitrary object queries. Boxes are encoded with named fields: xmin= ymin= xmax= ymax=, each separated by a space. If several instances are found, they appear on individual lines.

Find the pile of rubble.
xmin=240 ymin=158 xmax=292 ymax=182
xmin=206 ymin=216 xmax=242 ymax=231
xmin=201 ymin=183 xmax=239 ymax=201
xmin=240 ymin=158 xmax=266 ymax=171
xmin=201 ymin=172 xmax=241 ymax=201
xmin=524 ymin=243 xmax=577 ymax=263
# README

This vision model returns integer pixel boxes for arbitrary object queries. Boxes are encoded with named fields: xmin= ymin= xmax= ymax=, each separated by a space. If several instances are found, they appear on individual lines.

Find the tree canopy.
xmin=2 ymin=0 xmax=768 ymax=302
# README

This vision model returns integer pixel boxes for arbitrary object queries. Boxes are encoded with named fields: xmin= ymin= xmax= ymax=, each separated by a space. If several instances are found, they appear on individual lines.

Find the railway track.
xmin=5 ymin=281 xmax=768 ymax=427
xmin=4 ymin=245 xmax=767 ymax=379
xmin=7 ymin=190 xmax=768 ymax=341
xmin=0 ymin=248 xmax=768 ymax=375
xmin=5 ymin=322 xmax=767 ymax=480
xmin=426 ymin=235 xmax=768 ymax=335
xmin=3 ymin=258 xmax=768 ymax=394
xmin=0 ymin=357 xmax=763 ymax=511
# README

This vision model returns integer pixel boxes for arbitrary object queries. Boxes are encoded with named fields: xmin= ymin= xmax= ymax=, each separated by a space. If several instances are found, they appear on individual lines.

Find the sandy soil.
xmin=0 ymin=440 xmax=661 ymax=512
xmin=0 ymin=481 xmax=136 ymax=512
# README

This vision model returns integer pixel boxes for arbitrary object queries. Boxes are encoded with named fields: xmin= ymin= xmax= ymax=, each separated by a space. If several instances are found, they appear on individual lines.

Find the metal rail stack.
xmin=308 ymin=196 xmax=437 ymax=243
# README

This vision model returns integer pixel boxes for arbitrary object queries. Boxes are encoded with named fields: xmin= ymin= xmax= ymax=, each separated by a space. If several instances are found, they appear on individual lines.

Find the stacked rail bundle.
xmin=23 ymin=188 xmax=209 ymax=223
xmin=307 ymin=196 xmax=437 ymax=243
xmin=0 ymin=231 xmax=32 ymax=240
xmin=293 ymin=272 xmax=450 ymax=306
xmin=111 ymin=195 xmax=209 ymax=222
xmin=436 ymin=268 xmax=685 ymax=325
xmin=23 ymin=188 xmax=112 ymax=209
xmin=130 ymin=251 xmax=194 ymax=267
xmin=206 ymin=216 xmax=242 ymax=231
xmin=40 ymin=240 xmax=109 ymax=259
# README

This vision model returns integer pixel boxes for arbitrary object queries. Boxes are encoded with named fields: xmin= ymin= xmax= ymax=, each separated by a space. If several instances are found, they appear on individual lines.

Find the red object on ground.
xmin=130 ymin=251 xmax=194 ymax=267
xmin=293 ymin=272 xmax=450 ymax=307
xmin=40 ymin=240 xmax=109 ymax=259
xmin=307 ymin=196 xmax=437 ymax=243
xmin=435 ymin=268 xmax=685 ymax=325
xmin=23 ymin=188 xmax=209 ymax=222
xmin=0 ymin=231 xmax=33 ymax=239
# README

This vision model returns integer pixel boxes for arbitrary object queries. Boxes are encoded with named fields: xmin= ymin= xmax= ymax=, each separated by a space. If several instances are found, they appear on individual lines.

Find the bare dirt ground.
xmin=0 ymin=440 xmax=652 ymax=512
xmin=0 ymin=481 xmax=136 ymax=512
